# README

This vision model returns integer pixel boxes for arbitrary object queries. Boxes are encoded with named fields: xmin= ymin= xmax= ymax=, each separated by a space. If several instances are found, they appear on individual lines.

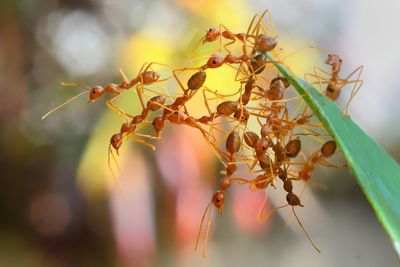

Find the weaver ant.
xmin=258 ymin=165 xmax=321 ymax=253
xmin=305 ymin=53 xmax=363 ymax=115
xmin=42 ymin=63 xmax=172 ymax=120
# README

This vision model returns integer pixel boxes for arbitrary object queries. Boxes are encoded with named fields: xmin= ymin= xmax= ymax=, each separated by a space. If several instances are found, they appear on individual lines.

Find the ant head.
xmin=204 ymin=28 xmax=220 ymax=43
xmin=206 ymin=54 xmax=224 ymax=68
xmin=110 ymin=133 xmax=123 ymax=153
xmin=325 ymin=54 xmax=342 ymax=66
xmin=212 ymin=191 xmax=225 ymax=214
xmin=88 ymin=86 xmax=105 ymax=102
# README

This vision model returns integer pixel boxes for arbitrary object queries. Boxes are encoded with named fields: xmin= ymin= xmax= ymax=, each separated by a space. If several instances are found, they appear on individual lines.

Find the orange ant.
xmin=106 ymin=94 xmax=168 ymax=188
xmin=42 ymin=63 xmax=172 ymax=120
xmin=195 ymin=175 xmax=260 ymax=257
xmin=297 ymin=140 xmax=340 ymax=181
xmin=258 ymin=164 xmax=321 ymax=253
xmin=305 ymin=53 xmax=363 ymax=115
xmin=195 ymin=188 xmax=225 ymax=258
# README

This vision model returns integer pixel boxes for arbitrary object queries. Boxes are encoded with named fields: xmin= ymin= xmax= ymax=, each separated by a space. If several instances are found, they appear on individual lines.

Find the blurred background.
xmin=0 ymin=0 xmax=399 ymax=266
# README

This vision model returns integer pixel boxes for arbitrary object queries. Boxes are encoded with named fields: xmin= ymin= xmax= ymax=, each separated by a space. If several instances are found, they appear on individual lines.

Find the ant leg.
xmin=135 ymin=133 xmax=160 ymax=140
xmin=258 ymin=200 xmax=288 ymax=222
xmin=246 ymin=13 xmax=258 ymax=36
xmin=251 ymin=10 xmax=273 ymax=37
xmin=319 ymin=159 xmax=346 ymax=168
xmin=142 ymin=61 xmax=180 ymax=72
xmin=313 ymin=66 xmax=332 ymax=77
xmin=106 ymin=93 xmax=134 ymax=118
xmin=304 ymin=73 xmax=330 ymax=83
xmin=203 ymin=86 xmax=241 ymax=100
xmin=342 ymin=66 xmax=364 ymax=116
xmin=223 ymin=39 xmax=236 ymax=54
xmin=126 ymin=135 xmax=156 ymax=151
xmin=265 ymin=9 xmax=277 ymax=37
xmin=119 ymin=68 xmax=130 ymax=84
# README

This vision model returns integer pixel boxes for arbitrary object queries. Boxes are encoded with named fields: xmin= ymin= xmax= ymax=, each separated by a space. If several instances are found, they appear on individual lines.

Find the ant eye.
xmin=91 ymin=91 xmax=96 ymax=94
xmin=212 ymin=60 xmax=217 ymax=65
xmin=209 ymin=28 xmax=212 ymax=32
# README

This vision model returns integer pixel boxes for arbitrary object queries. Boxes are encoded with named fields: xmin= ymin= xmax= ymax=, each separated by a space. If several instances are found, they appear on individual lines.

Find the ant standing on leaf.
xmin=305 ymin=53 xmax=364 ymax=116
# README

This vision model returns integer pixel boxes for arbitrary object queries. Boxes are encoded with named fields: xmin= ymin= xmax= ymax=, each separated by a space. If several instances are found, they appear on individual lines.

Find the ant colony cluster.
xmin=43 ymin=9 xmax=363 ymax=257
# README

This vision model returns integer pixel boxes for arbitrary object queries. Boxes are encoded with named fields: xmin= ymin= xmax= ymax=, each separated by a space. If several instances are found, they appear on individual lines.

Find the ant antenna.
xmin=41 ymin=82 xmax=91 ymax=120
xmin=195 ymin=202 xmax=213 ymax=257
xmin=108 ymin=144 xmax=124 ymax=194
xmin=42 ymin=90 xmax=87 ymax=120
xmin=291 ymin=206 xmax=321 ymax=253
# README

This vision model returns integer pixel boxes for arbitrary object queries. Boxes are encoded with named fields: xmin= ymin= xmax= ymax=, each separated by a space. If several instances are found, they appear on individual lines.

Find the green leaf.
xmin=264 ymin=52 xmax=400 ymax=256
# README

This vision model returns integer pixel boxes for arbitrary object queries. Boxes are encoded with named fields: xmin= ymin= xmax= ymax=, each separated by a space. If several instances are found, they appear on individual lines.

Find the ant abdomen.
xmin=259 ymin=155 xmax=271 ymax=170
xmin=267 ymin=79 xmax=285 ymax=101
xmin=286 ymin=137 xmax=301 ymax=158
xmin=139 ymin=71 xmax=160 ymax=85
xmin=255 ymin=34 xmax=277 ymax=52
xmin=226 ymin=130 xmax=241 ymax=154
xmin=250 ymin=54 xmax=267 ymax=74
xmin=273 ymin=143 xmax=285 ymax=163
xmin=271 ymin=76 xmax=290 ymax=89
xmin=254 ymin=138 xmax=270 ymax=159
xmin=244 ymin=131 xmax=259 ymax=148
xmin=147 ymin=95 xmax=166 ymax=111
xmin=217 ymin=101 xmax=238 ymax=116
xmin=326 ymin=84 xmax=341 ymax=100
xmin=321 ymin=140 xmax=337 ymax=157
xmin=187 ymin=70 xmax=207 ymax=90
xmin=286 ymin=192 xmax=303 ymax=207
